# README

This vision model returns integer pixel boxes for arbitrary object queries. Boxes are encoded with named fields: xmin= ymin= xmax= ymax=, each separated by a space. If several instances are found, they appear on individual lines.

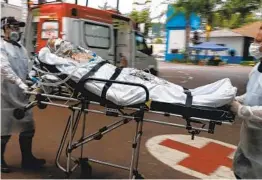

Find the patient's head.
xmin=46 ymin=38 xmax=94 ymax=62
xmin=46 ymin=38 xmax=77 ymax=57
xmin=47 ymin=38 xmax=64 ymax=53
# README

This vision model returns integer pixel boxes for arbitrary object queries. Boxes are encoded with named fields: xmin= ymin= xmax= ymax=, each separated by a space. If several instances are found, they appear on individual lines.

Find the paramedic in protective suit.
xmin=1 ymin=17 xmax=46 ymax=173
xmin=230 ymin=25 xmax=262 ymax=179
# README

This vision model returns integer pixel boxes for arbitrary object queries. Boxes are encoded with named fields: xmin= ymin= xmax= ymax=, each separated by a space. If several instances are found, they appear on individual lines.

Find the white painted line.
xmin=181 ymin=80 xmax=188 ymax=84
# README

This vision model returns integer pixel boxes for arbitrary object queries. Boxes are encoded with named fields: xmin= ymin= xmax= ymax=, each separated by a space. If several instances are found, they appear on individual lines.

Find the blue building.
xmin=165 ymin=5 xmax=201 ymax=61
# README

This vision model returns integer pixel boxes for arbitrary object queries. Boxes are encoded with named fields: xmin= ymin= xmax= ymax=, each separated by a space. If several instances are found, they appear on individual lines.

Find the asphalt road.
xmin=1 ymin=62 xmax=253 ymax=179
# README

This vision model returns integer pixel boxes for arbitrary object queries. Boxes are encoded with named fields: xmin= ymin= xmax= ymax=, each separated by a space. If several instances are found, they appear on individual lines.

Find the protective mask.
xmin=249 ymin=43 xmax=262 ymax=59
xmin=9 ymin=31 xmax=21 ymax=42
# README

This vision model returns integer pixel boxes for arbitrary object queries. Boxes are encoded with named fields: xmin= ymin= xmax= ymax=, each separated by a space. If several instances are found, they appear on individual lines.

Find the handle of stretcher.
xmin=76 ymin=77 xmax=150 ymax=103
xmin=13 ymin=101 xmax=37 ymax=120
xmin=14 ymin=87 xmax=48 ymax=120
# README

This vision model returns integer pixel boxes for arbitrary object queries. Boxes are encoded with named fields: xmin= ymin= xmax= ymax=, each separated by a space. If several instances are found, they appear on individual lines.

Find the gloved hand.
xmin=235 ymin=94 xmax=245 ymax=104
xmin=15 ymin=78 xmax=29 ymax=91
xmin=230 ymin=100 xmax=242 ymax=114
xmin=29 ymin=70 xmax=36 ymax=77
xmin=18 ymin=82 xmax=29 ymax=91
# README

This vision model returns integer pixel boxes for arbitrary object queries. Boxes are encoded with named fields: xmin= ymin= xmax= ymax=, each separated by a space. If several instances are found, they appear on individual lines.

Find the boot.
xmin=19 ymin=135 xmax=46 ymax=170
xmin=1 ymin=136 xmax=11 ymax=173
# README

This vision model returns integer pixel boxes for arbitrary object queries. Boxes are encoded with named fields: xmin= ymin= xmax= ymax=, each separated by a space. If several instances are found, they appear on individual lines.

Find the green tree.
xmin=139 ymin=9 xmax=152 ymax=35
xmin=227 ymin=13 xmax=242 ymax=29
xmin=129 ymin=0 xmax=169 ymax=36
xmin=168 ymin=0 xmax=222 ymax=60
xmin=129 ymin=10 xmax=140 ymax=23
xmin=223 ymin=0 xmax=261 ymax=22
xmin=129 ymin=9 xmax=152 ymax=36
xmin=213 ymin=12 xmax=258 ymax=29
xmin=216 ymin=0 xmax=262 ymax=27
xmin=243 ymin=14 xmax=259 ymax=24
xmin=197 ymin=0 xmax=223 ymax=25
xmin=154 ymin=38 xmax=163 ymax=44
xmin=168 ymin=0 xmax=197 ymax=60
xmin=212 ymin=12 xmax=223 ymax=28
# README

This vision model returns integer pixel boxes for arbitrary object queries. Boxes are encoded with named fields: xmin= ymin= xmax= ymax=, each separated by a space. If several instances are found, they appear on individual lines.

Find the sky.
xmin=6 ymin=0 xmax=170 ymax=22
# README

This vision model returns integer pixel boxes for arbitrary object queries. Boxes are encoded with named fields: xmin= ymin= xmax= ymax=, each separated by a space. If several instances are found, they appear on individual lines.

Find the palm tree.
xmin=168 ymin=0 xmax=222 ymax=61
xmin=167 ymin=0 xmax=202 ymax=61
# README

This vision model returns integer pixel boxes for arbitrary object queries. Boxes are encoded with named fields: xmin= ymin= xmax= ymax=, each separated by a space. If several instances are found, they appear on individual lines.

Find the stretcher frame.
xmin=14 ymin=55 xmax=235 ymax=178
xmin=14 ymin=76 xmax=234 ymax=179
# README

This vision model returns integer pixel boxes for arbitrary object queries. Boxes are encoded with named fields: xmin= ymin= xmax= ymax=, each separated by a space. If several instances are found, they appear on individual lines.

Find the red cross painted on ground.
xmin=159 ymin=138 xmax=235 ymax=175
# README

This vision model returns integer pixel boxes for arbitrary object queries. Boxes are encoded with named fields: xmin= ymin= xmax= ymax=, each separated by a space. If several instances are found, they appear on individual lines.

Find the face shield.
xmin=54 ymin=40 xmax=76 ymax=57
xmin=47 ymin=38 xmax=64 ymax=53
xmin=249 ymin=42 xmax=262 ymax=61
xmin=46 ymin=38 xmax=94 ymax=62
xmin=1 ymin=17 xmax=25 ymax=42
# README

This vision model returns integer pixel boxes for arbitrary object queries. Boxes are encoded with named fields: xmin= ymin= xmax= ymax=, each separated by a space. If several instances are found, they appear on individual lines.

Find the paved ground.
xmin=1 ymin=62 xmax=253 ymax=179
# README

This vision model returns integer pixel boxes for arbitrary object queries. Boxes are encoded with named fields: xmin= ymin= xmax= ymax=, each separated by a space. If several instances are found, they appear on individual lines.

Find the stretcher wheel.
xmin=37 ymin=103 xmax=47 ymax=109
xmin=36 ymin=96 xmax=48 ymax=109
xmin=79 ymin=158 xmax=92 ymax=179
xmin=13 ymin=108 xmax=25 ymax=120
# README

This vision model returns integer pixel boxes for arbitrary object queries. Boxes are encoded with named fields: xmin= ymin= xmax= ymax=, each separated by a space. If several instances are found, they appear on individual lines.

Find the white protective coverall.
xmin=233 ymin=42 xmax=262 ymax=179
xmin=1 ymin=38 xmax=35 ymax=136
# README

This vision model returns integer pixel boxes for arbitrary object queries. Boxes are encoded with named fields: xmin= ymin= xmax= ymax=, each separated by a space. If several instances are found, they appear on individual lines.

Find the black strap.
xmin=100 ymin=67 xmax=123 ymax=106
xmin=183 ymin=87 xmax=193 ymax=108
xmin=74 ymin=60 xmax=109 ymax=97
xmin=183 ymin=87 xmax=193 ymax=122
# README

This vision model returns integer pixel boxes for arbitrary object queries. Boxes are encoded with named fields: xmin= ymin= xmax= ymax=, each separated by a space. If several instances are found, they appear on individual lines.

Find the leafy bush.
xmin=171 ymin=59 xmax=193 ymax=64
xmin=240 ymin=61 xmax=256 ymax=66
xmin=154 ymin=38 xmax=163 ymax=44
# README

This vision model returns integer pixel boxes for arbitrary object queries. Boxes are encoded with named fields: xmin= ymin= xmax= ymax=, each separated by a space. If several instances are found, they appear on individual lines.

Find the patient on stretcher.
xmin=37 ymin=38 xmax=237 ymax=108
xmin=46 ymin=38 xmax=94 ymax=63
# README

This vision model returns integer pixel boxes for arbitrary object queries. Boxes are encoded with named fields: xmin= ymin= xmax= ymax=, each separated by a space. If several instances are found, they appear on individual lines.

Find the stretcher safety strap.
xmin=183 ymin=87 xmax=193 ymax=120
xmin=74 ymin=60 xmax=109 ymax=97
xmin=183 ymin=87 xmax=193 ymax=107
xmin=100 ymin=67 xmax=123 ymax=106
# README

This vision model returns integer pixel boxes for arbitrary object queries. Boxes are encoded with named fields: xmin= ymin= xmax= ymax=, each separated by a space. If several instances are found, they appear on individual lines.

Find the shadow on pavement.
xmin=1 ymin=162 xmax=128 ymax=179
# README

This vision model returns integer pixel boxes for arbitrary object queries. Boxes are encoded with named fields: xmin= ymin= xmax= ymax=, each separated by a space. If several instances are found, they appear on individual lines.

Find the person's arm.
xmin=21 ymin=46 xmax=33 ymax=74
xmin=38 ymin=47 xmax=72 ymax=65
xmin=235 ymin=93 xmax=246 ymax=104
xmin=237 ymin=105 xmax=262 ymax=121
xmin=0 ymin=48 xmax=28 ymax=90
xmin=231 ymin=101 xmax=262 ymax=121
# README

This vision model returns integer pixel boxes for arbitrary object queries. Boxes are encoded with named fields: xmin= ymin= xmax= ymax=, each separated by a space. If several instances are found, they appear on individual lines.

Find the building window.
xmin=84 ymin=22 xmax=110 ymax=49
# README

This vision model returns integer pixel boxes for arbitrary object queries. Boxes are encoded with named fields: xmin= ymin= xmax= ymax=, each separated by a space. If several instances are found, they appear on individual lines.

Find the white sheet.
xmin=38 ymin=47 xmax=238 ymax=108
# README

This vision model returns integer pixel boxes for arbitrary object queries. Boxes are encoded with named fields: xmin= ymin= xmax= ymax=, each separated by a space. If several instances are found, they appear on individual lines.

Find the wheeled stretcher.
xmin=14 ymin=53 xmax=235 ymax=179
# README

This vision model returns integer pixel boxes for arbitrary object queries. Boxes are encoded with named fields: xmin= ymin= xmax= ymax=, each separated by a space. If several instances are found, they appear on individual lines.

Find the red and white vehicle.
xmin=23 ymin=0 xmax=158 ymax=75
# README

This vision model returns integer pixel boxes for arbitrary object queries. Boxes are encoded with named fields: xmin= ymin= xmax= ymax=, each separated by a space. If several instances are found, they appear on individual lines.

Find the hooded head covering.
xmin=46 ymin=38 xmax=63 ymax=53
xmin=1 ymin=16 xmax=25 ymax=29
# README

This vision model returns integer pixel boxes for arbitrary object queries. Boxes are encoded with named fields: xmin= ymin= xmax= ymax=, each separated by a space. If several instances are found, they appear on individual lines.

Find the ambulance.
xmin=23 ymin=1 xmax=158 ymax=75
